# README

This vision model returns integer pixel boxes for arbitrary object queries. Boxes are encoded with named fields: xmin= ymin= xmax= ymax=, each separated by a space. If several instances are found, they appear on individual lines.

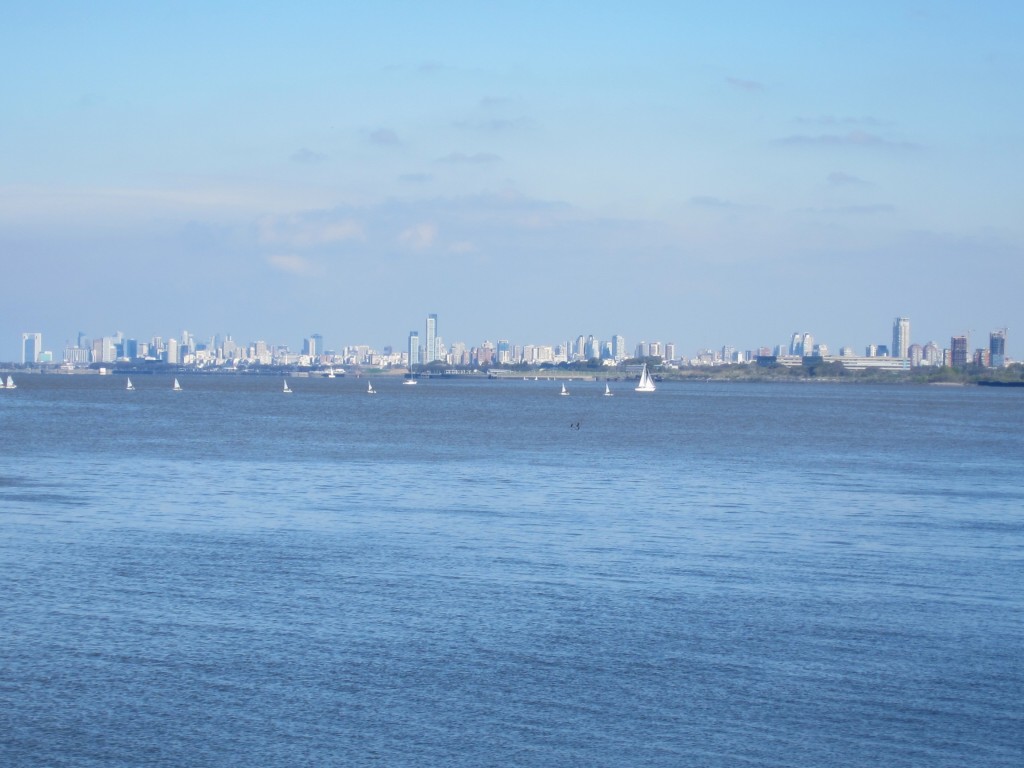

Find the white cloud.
xmin=266 ymin=254 xmax=316 ymax=275
xmin=399 ymin=223 xmax=437 ymax=249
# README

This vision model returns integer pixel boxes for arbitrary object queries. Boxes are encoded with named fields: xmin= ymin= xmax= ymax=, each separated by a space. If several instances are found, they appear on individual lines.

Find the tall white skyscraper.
xmin=21 ymin=332 xmax=42 ymax=364
xmin=892 ymin=317 xmax=911 ymax=359
xmin=425 ymin=314 xmax=438 ymax=362
xmin=408 ymin=331 xmax=421 ymax=366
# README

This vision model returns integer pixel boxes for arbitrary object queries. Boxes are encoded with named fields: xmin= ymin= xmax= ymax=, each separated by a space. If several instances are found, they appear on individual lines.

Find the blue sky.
xmin=2 ymin=1 xmax=1022 ymax=361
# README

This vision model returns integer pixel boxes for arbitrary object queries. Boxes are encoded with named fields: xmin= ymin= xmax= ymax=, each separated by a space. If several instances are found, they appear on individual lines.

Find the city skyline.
xmin=2 ymin=4 xmax=1022 ymax=363
xmin=11 ymin=313 xmax=1012 ymax=370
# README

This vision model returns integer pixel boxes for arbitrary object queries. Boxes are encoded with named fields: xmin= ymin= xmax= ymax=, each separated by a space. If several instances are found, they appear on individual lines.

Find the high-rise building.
xmin=21 ymin=332 xmax=42 ymax=364
xmin=612 ymin=335 xmax=625 ymax=361
xmin=303 ymin=333 xmax=323 ymax=358
xmin=892 ymin=317 xmax=911 ymax=358
xmin=425 ymin=314 xmax=438 ymax=362
xmin=166 ymin=338 xmax=179 ymax=365
xmin=408 ymin=331 xmax=421 ymax=366
xmin=990 ymin=329 xmax=1007 ymax=367
xmin=950 ymin=335 xmax=969 ymax=368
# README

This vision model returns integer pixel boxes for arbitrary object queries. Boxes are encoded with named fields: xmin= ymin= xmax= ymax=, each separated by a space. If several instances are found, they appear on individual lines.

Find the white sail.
xmin=560 ymin=383 xmax=569 ymax=396
xmin=126 ymin=377 xmax=135 ymax=391
xmin=367 ymin=382 xmax=376 ymax=394
xmin=634 ymin=364 xmax=656 ymax=392
xmin=283 ymin=380 xmax=292 ymax=393
xmin=604 ymin=383 xmax=613 ymax=397
xmin=6 ymin=375 xmax=16 ymax=389
xmin=173 ymin=378 xmax=182 ymax=391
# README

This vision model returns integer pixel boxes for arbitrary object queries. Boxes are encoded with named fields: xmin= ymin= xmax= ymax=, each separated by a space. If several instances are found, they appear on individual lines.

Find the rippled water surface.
xmin=2 ymin=374 xmax=1022 ymax=766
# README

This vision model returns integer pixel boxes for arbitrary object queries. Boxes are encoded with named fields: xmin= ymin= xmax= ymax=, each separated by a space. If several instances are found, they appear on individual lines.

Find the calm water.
xmin=2 ymin=374 xmax=1022 ymax=767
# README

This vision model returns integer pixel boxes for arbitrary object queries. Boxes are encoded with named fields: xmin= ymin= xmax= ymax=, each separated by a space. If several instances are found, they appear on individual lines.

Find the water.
xmin=2 ymin=375 xmax=1022 ymax=767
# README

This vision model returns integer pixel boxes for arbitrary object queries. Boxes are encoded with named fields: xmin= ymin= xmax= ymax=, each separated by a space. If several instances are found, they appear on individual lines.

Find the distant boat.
xmin=367 ymin=382 xmax=376 ymax=395
xmin=635 ymin=364 xmax=656 ymax=393
xmin=283 ymin=380 xmax=292 ymax=394
xmin=327 ymin=369 xmax=336 ymax=379
xmin=403 ymin=378 xmax=417 ymax=386
xmin=560 ymin=383 xmax=569 ymax=396
xmin=604 ymin=383 xmax=613 ymax=397
xmin=172 ymin=378 xmax=182 ymax=392
xmin=126 ymin=377 xmax=135 ymax=391
xmin=6 ymin=375 xmax=16 ymax=389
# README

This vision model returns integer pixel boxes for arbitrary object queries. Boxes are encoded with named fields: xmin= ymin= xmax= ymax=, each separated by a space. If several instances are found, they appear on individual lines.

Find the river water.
xmin=1 ymin=375 xmax=1021 ymax=766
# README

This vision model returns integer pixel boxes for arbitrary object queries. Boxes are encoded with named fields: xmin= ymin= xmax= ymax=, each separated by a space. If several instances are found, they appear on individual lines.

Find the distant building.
xmin=612 ymin=335 xmax=626 ymax=362
xmin=892 ymin=316 xmax=911 ymax=358
xmin=923 ymin=341 xmax=942 ymax=366
xmin=908 ymin=343 xmax=923 ymax=367
xmin=21 ymin=332 xmax=42 ymax=364
xmin=408 ymin=332 xmax=421 ymax=366
xmin=425 ymin=314 xmax=438 ymax=362
xmin=990 ymin=329 xmax=1007 ymax=367
xmin=950 ymin=335 xmax=969 ymax=368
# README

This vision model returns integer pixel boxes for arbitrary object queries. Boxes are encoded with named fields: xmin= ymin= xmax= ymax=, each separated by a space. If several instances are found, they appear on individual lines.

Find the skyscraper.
xmin=425 ymin=314 xmax=438 ymax=362
xmin=950 ymin=335 xmax=969 ymax=368
xmin=892 ymin=317 xmax=911 ymax=358
xmin=990 ymin=329 xmax=1007 ymax=367
xmin=21 ymin=332 xmax=42 ymax=364
xmin=408 ymin=331 xmax=421 ymax=366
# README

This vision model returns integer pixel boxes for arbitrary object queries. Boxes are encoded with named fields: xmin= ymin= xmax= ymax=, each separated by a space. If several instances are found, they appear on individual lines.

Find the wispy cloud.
xmin=418 ymin=60 xmax=446 ymax=73
xmin=258 ymin=214 xmax=364 ymax=248
xmin=368 ymin=128 xmax=401 ymax=147
xmin=266 ymin=254 xmax=316 ymax=275
xmin=799 ymin=204 xmax=896 ymax=215
xmin=827 ymin=171 xmax=870 ymax=186
xmin=290 ymin=147 xmax=328 ymax=164
xmin=690 ymin=195 xmax=738 ymax=208
xmin=399 ymin=172 xmax=433 ymax=183
xmin=795 ymin=115 xmax=893 ymax=128
xmin=456 ymin=117 xmax=531 ymax=133
xmin=775 ymin=131 xmax=918 ymax=150
xmin=437 ymin=152 xmax=501 ymax=165
xmin=399 ymin=223 xmax=437 ymax=249
xmin=726 ymin=77 xmax=764 ymax=92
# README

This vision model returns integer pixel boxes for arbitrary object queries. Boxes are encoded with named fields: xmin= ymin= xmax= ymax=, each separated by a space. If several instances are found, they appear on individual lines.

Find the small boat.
xmin=126 ymin=377 xmax=135 ymax=391
xmin=172 ymin=378 xmax=182 ymax=392
xmin=6 ymin=375 xmax=16 ymax=389
xmin=327 ymin=369 xmax=336 ymax=379
xmin=367 ymin=382 xmax=376 ymax=395
xmin=635 ymin=363 xmax=656 ymax=393
xmin=403 ymin=378 xmax=417 ymax=386
xmin=604 ymin=383 xmax=613 ymax=397
xmin=283 ymin=380 xmax=292 ymax=394
xmin=560 ymin=383 xmax=569 ymax=396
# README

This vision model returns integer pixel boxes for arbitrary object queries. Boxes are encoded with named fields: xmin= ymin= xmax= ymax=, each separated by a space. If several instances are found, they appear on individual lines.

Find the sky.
xmin=2 ymin=1 xmax=1022 ymax=362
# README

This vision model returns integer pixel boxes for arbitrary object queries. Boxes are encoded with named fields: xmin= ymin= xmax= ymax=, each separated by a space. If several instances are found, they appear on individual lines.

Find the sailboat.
xmin=6 ymin=375 xmax=16 ymax=389
xmin=604 ymin=383 xmax=613 ymax=397
xmin=172 ymin=378 xmax=182 ymax=392
xmin=327 ymin=369 xmax=336 ymax=379
xmin=283 ymin=380 xmax=292 ymax=394
xmin=560 ymin=383 xmax=569 ymax=396
xmin=367 ymin=382 xmax=376 ymax=395
xmin=635 ymin=363 xmax=656 ymax=392
xmin=126 ymin=377 xmax=135 ymax=391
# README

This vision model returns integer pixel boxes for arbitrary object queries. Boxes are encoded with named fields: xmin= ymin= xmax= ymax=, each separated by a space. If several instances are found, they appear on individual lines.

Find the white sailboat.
xmin=6 ymin=375 xmax=16 ymax=389
xmin=367 ymin=382 xmax=376 ymax=395
xmin=126 ymin=377 xmax=135 ymax=391
xmin=403 ymin=377 xmax=417 ymax=386
xmin=635 ymin=364 xmax=656 ymax=392
xmin=604 ymin=383 xmax=613 ymax=397
xmin=283 ymin=380 xmax=292 ymax=394
xmin=172 ymin=378 xmax=182 ymax=392
xmin=560 ymin=383 xmax=569 ymax=396
xmin=327 ymin=368 xmax=336 ymax=379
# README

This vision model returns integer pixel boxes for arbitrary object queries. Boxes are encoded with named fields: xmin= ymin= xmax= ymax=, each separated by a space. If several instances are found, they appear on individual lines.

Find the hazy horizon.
xmin=3 ymin=2 xmax=1021 ymax=361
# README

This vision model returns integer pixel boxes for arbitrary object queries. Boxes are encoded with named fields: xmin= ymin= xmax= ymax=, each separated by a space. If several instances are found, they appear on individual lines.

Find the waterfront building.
xmin=923 ymin=341 xmax=942 ymax=366
xmin=908 ymin=344 xmax=924 ymax=367
xmin=950 ymin=335 xmax=969 ymax=368
xmin=990 ymin=329 xmax=1007 ymax=367
xmin=408 ymin=331 xmax=421 ymax=366
xmin=665 ymin=342 xmax=676 ymax=362
xmin=425 ymin=314 xmax=438 ymax=362
xmin=612 ymin=335 xmax=626 ymax=362
xmin=892 ymin=317 xmax=911 ymax=358
xmin=21 ymin=332 xmax=42 ymax=364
